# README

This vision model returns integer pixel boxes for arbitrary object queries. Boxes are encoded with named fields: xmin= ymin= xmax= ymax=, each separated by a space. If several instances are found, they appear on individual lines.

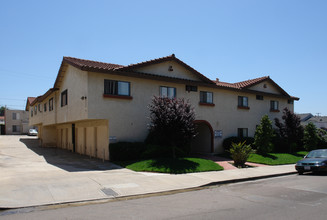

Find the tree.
xmin=148 ymin=96 xmax=197 ymax=158
xmin=303 ymin=122 xmax=319 ymax=151
xmin=254 ymin=115 xmax=275 ymax=154
xmin=317 ymin=129 xmax=327 ymax=148
xmin=274 ymin=108 xmax=304 ymax=152
xmin=0 ymin=106 xmax=5 ymax=116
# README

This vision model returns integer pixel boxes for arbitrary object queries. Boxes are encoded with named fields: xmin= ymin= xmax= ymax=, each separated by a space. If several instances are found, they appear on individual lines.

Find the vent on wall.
xmin=186 ymin=85 xmax=198 ymax=92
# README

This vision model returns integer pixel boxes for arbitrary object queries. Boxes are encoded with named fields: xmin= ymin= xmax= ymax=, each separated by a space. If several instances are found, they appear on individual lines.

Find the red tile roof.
xmin=120 ymin=54 xmax=176 ymax=70
xmin=48 ymin=55 xmax=299 ymax=103
xmin=119 ymin=54 xmax=214 ymax=84
xmin=61 ymin=54 xmax=214 ymax=85
xmin=25 ymin=97 xmax=36 ymax=111
xmin=215 ymin=76 xmax=269 ymax=89
xmin=215 ymin=76 xmax=298 ymax=99
xmin=63 ymin=57 xmax=124 ymax=71
xmin=26 ymin=88 xmax=58 ymax=110
xmin=27 ymin=97 xmax=36 ymax=104
xmin=234 ymin=76 xmax=270 ymax=88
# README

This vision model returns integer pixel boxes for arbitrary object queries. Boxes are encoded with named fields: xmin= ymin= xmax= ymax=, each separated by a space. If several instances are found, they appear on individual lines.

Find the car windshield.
xmin=306 ymin=150 xmax=327 ymax=158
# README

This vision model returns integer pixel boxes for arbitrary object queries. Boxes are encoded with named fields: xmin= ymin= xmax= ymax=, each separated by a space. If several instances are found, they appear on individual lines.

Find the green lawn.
xmin=115 ymin=157 xmax=224 ymax=174
xmin=247 ymin=151 xmax=308 ymax=165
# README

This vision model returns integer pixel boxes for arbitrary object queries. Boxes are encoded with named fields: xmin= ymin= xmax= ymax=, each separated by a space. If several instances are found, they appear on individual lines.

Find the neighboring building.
xmin=4 ymin=109 xmax=30 ymax=135
xmin=26 ymin=54 xmax=299 ymax=160
xmin=298 ymin=113 xmax=313 ymax=122
xmin=299 ymin=113 xmax=327 ymax=130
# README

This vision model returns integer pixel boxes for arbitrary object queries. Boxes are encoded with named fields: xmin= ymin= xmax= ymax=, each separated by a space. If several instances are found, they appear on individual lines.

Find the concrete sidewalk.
xmin=0 ymin=136 xmax=297 ymax=209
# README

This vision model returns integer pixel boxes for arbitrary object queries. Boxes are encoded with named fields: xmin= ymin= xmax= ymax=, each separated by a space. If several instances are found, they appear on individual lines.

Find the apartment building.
xmin=26 ymin=54 xmax=299 ymax=160
xmin=4 ymin=109 xmax=30 ymax=135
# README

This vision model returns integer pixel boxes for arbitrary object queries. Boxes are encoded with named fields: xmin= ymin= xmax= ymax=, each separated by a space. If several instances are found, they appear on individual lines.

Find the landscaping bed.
xmin=115 ymin=157 xmax=224 ymax=174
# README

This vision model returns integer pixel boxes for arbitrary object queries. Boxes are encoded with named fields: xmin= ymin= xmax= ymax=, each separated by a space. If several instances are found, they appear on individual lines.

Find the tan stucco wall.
xmin=29 ymin=93 xmax=57 ymax=126
xmin=75 ymin=120 xmax=109 ymax=160
xmin=39 ymin=125 xmax=57 ymax=147
xmin=87 ymin=71 xmax=294 ymax=153
xmin=56 ymin=66 xmax=88 ymax=123
xmin=135 ymin=61 xmax=202 ymax=81
xmin=27 ymin=62 xmax=296 ymax=157
xmin=248 ymin=81 xmax=281 ymax=94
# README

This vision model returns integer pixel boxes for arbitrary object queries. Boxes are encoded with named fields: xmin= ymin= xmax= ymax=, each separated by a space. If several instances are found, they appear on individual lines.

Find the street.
xmin=2 ymin=174 xmax=327 ymax=220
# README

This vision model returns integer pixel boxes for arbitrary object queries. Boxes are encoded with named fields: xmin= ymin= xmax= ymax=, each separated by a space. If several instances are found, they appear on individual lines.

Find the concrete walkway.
xmin=0 ymin=136 xmax=297 ymax=209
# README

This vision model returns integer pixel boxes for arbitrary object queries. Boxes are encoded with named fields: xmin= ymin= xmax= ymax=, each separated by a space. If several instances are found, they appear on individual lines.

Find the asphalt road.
xmin=2 ymin=174 xmax=327 ymax=220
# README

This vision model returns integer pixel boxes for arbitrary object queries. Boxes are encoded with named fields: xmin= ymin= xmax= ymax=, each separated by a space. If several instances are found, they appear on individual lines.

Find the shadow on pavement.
xmin=302 ymin=172 xmax=327 ymax=176
xmin=19 ymin=138 xmax=122 ymax=172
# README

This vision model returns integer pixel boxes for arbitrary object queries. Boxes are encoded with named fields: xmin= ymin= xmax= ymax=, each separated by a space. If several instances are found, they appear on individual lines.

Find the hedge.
xmin=109 ymin=142 xmax=146 ymax=161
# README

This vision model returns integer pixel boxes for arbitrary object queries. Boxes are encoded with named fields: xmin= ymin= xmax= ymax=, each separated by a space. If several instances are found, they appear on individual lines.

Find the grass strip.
xmin=247 ymin=151 xmax=308 ymax=165
xmin=115 ymin=157 xmax=224 ymax=174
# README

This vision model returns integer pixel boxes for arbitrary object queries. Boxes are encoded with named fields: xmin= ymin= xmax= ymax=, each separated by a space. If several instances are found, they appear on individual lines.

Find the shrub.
xmin=318 ymin=129 xmax=327 ymax=148
xmin=109 ymin=142 xmax=146 ymax=161
xmin=254 ymin=115 xmax=275 ymax=154
xmin=141 ymin=144 xmax=172 ymax=159
xmin=272 ymin=133 xmax=289 ymax=153
xmin=303 ymin=122 xmax=319 ymax=151
xmin=229 ymin=141 xmax=253 ymax=168
xmin=223 ymin=136 xmax=254 ymax=152
xmin=274 ymin=108 xmax=304 ymax=152
xmin=148 ymin=96 xmax=197 ymax=158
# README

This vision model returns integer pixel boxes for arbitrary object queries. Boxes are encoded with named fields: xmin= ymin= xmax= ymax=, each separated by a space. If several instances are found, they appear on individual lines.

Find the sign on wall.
xmin=214 ymin=130 xmax=222 ymax=138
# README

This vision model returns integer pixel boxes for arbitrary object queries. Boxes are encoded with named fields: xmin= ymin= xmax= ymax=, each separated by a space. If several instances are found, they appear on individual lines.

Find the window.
xmin=104 ymin=80 xmax=130 ymax=96
xmin=44 ymin=103 xmax=47 ymax=112
xmin=160 ymin=86 xmax=176 ymax=99
xmin=38 ymin=104 xmax=41 ymax=112
xmin=256 ymin=95 xmax=264 ymax=100
xmin=61 ymin=90 xmax=68 ymax=107
xmin=49 ymin=98 xmax=53 ymax=111
xmin=200 ymin=91 xmax=213 ymax=104
xmin=270 ymin=100 xmax=279 ymax=111
xmin=31 ymin=109 xmax=33 ymax=117
xmin=238 ymin=96 xmax=249 ymax=108
xmin=186 ymin=85 xmax=197 ymax=92
xmin=12 ymin=113 xmax=17 ymax=120
xmin=238 ymin=128 xmax=248 ymax=138
xmin=34 ymin=106 xmax=37 ymax=115
xmin=288 ymin=99 xmax=294 ymax=104
xmin=12 ymin=125 xmax=20 ymax=132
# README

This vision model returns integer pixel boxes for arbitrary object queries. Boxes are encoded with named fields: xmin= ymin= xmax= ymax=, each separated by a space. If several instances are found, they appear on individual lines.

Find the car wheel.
xmin=298 ymin=171 xmax=303 ymax=175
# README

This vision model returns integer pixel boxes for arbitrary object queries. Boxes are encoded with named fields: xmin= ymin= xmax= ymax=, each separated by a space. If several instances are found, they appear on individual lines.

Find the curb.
xmin=0 ymin=170 xmax=297 ymax=215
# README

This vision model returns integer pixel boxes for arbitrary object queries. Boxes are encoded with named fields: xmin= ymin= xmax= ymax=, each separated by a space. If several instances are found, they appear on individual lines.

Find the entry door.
xmin=72 ymin=124 xmax=76 ymax=152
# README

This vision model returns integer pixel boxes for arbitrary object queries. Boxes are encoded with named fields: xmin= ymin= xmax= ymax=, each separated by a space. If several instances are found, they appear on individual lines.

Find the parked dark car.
xmin=295 ymin=149 xmax=327 ymax=175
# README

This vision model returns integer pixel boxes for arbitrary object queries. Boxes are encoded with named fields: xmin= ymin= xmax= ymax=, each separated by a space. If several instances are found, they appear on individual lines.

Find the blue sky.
xmin=1 ymin=0 xmax=326 ymax=115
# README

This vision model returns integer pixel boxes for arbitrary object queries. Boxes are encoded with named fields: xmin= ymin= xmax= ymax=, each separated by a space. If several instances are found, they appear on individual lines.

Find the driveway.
xmin=0 ymin=135 xmax=209 ymax=208
xmin=0 ymin=135 xmax=128 ymax=208
xmin=0 ymin=135 xmax=296 ymax=209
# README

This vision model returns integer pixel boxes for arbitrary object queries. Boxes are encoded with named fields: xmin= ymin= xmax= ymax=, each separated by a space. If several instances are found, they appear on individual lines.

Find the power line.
xmin=0 ymin=68 xmax=54 ymax=79
xmin=0 ymin=103 xmax=24 ymax=106
xmin=0 ymin=98 xmax=26 ymax=101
